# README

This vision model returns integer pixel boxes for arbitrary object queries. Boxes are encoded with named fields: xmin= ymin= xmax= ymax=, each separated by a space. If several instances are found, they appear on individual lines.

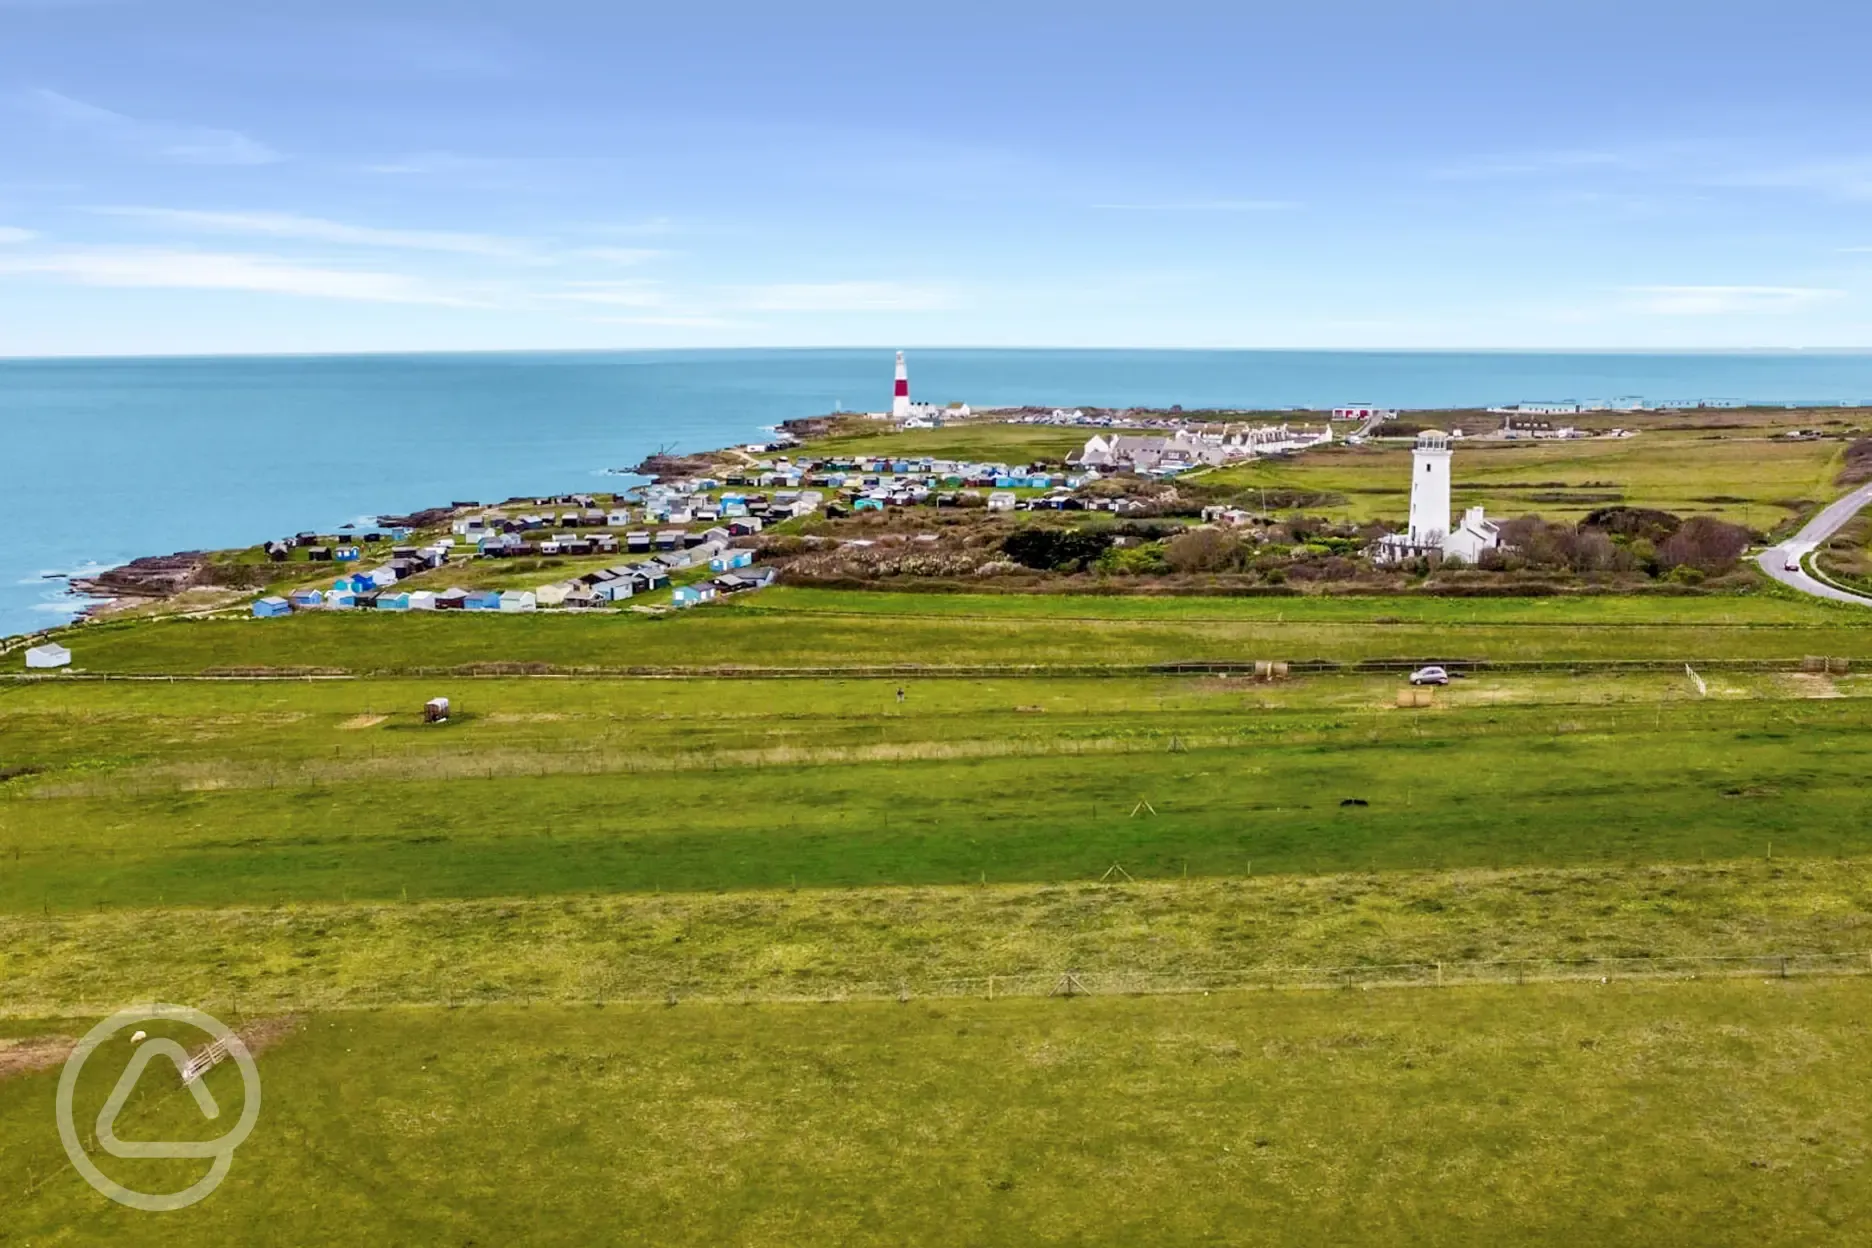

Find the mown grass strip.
xmin=5 ymin=857 xmax=1871 ymax=1016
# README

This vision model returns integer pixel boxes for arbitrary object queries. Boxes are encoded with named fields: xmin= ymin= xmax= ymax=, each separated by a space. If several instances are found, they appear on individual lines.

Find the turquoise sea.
xmin=7 ymin=347 xmax=1872 ymax=638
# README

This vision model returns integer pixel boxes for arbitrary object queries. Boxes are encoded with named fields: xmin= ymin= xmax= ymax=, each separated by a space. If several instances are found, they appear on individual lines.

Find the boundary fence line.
xmin=0 ymin=656 xmax=1858 ymax=682
xmin=16 ymin=952 xmax=1872 ymax=1020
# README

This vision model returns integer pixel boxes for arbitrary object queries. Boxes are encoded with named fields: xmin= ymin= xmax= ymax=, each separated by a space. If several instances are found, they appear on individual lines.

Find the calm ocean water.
xmin=6 ymin=347 xmax=1872 ymax=638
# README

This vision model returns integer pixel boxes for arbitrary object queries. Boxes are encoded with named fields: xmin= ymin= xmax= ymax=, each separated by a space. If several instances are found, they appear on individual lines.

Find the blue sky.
xmin=5 ymin=0 xmax=1872 ymax=354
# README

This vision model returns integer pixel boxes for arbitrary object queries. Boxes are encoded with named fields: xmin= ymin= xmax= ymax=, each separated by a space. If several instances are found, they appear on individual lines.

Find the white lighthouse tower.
xmin=891 ymin=350 xmax=911 ymax=420
xmin=1407 ymin=430 xmax=1452 ymax=545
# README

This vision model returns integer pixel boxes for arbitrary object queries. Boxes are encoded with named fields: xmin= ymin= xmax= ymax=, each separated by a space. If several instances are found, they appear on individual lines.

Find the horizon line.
xmin=6 ymin=344 xmax=1872 ymax=364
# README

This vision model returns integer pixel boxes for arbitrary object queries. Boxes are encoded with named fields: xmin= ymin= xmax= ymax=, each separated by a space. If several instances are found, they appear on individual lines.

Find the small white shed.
xmin=24 ymin=643 xmax=71 ymax=669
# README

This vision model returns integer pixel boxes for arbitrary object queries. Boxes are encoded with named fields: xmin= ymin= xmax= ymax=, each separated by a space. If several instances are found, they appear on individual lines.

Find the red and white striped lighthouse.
xmin=891 ymin=350 xmax=911 ymax=419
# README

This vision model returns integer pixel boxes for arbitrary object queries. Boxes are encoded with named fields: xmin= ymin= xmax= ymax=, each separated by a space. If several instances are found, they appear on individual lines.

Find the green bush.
xmin=1002 ymin=527 xmax=1116 ymax=571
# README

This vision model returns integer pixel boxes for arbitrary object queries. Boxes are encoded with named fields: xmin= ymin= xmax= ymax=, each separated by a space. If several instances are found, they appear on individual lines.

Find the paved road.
xmin=1757 ymin=479 xmax=1872 ymax=605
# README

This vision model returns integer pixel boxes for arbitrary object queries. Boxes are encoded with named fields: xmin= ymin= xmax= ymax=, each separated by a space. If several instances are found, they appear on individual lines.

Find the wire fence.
xmin=0 ymin=655 xmax=1860 ymax=682
xmin=25 ymin=951 xmax=1872 ymax=1020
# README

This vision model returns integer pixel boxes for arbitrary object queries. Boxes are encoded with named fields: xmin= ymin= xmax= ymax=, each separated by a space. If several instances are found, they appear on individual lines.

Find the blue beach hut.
xmin=251 ymin=596 xmax=291 ymax=618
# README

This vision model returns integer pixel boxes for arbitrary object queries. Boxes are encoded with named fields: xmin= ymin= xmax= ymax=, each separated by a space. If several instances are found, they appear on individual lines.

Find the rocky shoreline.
xmin=70 ymin=551 xmax=211 ymax=602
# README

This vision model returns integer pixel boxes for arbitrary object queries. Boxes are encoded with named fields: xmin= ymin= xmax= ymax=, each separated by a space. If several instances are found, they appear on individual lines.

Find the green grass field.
xmin=4 ymin=668 xmax=1872 ymax=912
xmin=29 ymin=584 xmax=1872 ymax=676
xmin=1203 ymin=428 xmax=1844 ymax=528
xmin=7 ymin=980 xmax=1872 ymax=1245
xmin=801 ymin=420 xmax=1128 ymax=463
xmin=9 ymin=560 xmax=1872 ymax=1239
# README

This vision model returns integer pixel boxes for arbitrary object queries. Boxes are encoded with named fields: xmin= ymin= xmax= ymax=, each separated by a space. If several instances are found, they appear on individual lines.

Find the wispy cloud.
xmin=89 ymin=207 xmax=538 ymax=259
xmin=1432 ymin=148 xmax=1644 ymax=181
xmin=1439 ymin=140 xmax=1872 ymax=207
xmin=0 ymin=227 xmax=35 ymax=244
xmin=24 ymin=89 xmax=280 ymax=166
xmin=726 ymin=281 xmax=958 ymax=312
xmin=0 ymin=247 xmax=486 ymax=307
xmin=585 ymin=314 xmax=740 ymax=329
xmin=362 ymin=151 xmax=510 ymax=177
xmin=1713 ymin=160 xmax=1872 ymax=201
xmin=547 ymin=280 xmax=666 ymax=308
xmin=597 ymin=217 xmax=677 ymax=236
xmin=1624 ymin=285 xmax=1844 ymax=316
xmin=577 ymin=247 xmax=668 ymax=265
xmin=1092 ymin=199 xmax=1297 ymax=212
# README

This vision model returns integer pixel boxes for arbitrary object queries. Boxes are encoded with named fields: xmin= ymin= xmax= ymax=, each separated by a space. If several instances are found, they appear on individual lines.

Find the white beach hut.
xmin=407 ymin=590 xmax=438 ymax=611
xmin=535 ymin=583 xmax=572 ymax=607
xmin=24 ymin=643 xmax=71 ymax=669
xmin=498 ymin=590 xmax=537 ymax=613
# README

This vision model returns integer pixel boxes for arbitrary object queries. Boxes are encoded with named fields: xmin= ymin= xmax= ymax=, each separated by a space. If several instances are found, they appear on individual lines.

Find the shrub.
xmin=1581 ymin=507 xmax=1683 ymax=544
xmin=1096 ymin=542 xmax=1170 ymax=575
xmin=1001 ymin=527 xmax=1116 ymax=571
xmin=1164 ymin=528 xmax=1242 ymax=573
xmin=1657 ymin=515 xmax=1750 ymax=573
xmin=1841 ymin=438 xmax=1872 ymax=485
xmin=1497 ymin=515 xmax=1636 ymax=573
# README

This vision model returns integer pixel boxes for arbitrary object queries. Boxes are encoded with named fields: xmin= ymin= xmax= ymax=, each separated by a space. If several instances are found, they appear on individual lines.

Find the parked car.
xmin=1409 ymin=666 xmax=1450 ymax=686
xmin=1784 ymin=558 xmax=1800 ymax=572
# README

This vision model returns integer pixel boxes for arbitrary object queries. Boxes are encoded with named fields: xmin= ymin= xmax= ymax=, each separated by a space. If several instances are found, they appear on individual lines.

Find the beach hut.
xmin=367 ymin=567 xmax=399 ymax=589
xmin=376 ymin=591 xmax=412 ymax=612
xmin=536 ymin=582 xmax=572 ymax=608
xmin=596 ymin=579 xmax=634 ymax=602
xmin=24 ymin=643 xmax=71 ymax=669
xmin=671 ymin=584 xmax=718 ymax=609
xmin=498 ymin=590 xmax=537 ymax=613
xmin=334 ymin=546 xmax=361 ymax=562
xmin=324 ymin=588 xmax=357 ymax=609
xmin=626 ymin=530 xmax=651 ymax=552
xmin=435 ymin=588 xmax=469 ymax=610
xmin=408 ymin=590 xmax=439 ymax=611
xmin=709 ymin=549 xmax=754 ymax=573
xmin=252 ymin=596 xmax=291 ymax=618
xmin=464 ymin=589 xmax=502 ymax=611
xmin=288 ymin=588 xmax=324 ymax=609
xmin=606 ymin=509 xmax=631 ymax=526
xmin=563 ymin=584 xmax=601 ymax=608
xmin=715 ymin=567 xmax=777 ymax=593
